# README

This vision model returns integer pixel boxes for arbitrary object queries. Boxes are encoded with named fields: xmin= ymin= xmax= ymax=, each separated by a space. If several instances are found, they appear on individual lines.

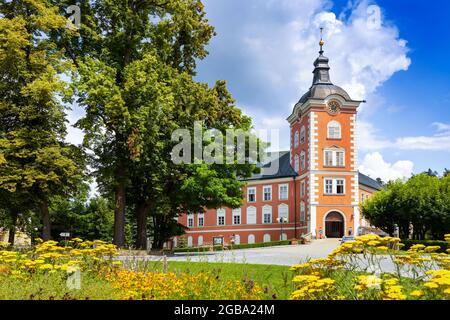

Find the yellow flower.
xmin=410 ymin=290 xmax=424 ymax=298
xmin=39 ymin=264 xmax=53 ymax=270
xmin=424 ymin=282 xmax=439 ymax=289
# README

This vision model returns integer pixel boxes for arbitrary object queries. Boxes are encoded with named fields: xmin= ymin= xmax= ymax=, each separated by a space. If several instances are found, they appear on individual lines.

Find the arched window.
xmin=247 ymin=206 xmax=257 ymax=225
xmin=280 ymin=233 xmax=288 ymax=241
xmin=234 ymin=234 xmax=241 ymax=245
xmin=173 ymin=237 xmax=178 ymax=248
xmin=300 ymin=126 xmax=306 ymax=144
xmin=327 ymin=121 xmax=341 ymax=139
xmin=187 ymin=236 xmax=193 ymax=247
xmin=248 ymin=234 xmax=256 ymax=244
xmin=262 ymin=205 xmax=272 ymax=224
xmin=198 ymin=236 xmax=203 ymax=246
xmin=263 ymin=234 xmax=271 ymax=243
xmin=278 ymin=204 xmax=289 ymax=223
xmin=294 ymin=131 xmax=299 ymax=148
xmin=294 ymin=154 xmax=300 ymax=172
xmin=300 ymin=151 xmax=306 ymax=170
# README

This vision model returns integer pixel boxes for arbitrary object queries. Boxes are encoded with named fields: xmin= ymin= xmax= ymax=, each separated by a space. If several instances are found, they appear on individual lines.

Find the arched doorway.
xmin=325 ymin=212 xmax=345 ymax=238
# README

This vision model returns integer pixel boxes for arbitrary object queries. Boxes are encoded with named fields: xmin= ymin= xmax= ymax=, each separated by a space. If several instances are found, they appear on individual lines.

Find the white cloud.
xmin=359 ymin=152 xmax=414 ymax=181
xmin=358 ymin=121 xmax=450 ymax=152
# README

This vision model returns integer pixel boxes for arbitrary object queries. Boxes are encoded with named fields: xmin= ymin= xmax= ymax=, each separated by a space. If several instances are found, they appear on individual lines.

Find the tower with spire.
xmin=287 ymin=30 xmax=364 ymax=239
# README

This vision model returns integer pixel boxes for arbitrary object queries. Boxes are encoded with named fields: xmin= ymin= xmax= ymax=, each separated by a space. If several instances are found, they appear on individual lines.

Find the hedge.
xmin=173 ymin=240 xmax=293 ymax=253
xmin=400 ymin=240 xmax=449 ymax=253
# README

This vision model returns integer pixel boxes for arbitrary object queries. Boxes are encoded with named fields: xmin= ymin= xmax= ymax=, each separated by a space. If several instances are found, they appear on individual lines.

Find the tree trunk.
xmin=114 ymin=180 xmax=126 ymax=248
xmin=39 ymin=199 xmax=51 ymax=241
xmin=8 ymin=210 xmax=18 ymax=245
xmin=136 ymin=202 xmax=151 ymax=250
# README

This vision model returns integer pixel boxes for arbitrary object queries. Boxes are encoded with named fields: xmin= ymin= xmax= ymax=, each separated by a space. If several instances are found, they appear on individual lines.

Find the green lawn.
xmin=132 ymin=261 xmax=295 ymax=300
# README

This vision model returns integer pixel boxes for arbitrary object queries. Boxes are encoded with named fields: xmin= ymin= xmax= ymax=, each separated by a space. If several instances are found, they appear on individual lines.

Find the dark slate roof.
xmin=298 ymin=84 xmax=352 ymax=104
xmin=359 ymin=172 xmax=382 ymax=191
xmin=243 ymin=151 xmax=297 ymax=181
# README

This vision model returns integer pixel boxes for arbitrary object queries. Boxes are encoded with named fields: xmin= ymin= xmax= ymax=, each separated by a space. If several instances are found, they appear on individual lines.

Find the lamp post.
xmin=277 ymin=217 xmax=288 ymax=241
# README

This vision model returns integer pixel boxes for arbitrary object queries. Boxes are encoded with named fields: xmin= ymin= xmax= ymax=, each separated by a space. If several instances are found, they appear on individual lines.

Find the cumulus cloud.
xmin=359 ymin=152 xmax=414 ymax=182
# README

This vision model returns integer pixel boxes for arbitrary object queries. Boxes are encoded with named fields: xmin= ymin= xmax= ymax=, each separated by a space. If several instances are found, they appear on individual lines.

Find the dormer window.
xmin=327 ymin=121 xmax=341 ymax=139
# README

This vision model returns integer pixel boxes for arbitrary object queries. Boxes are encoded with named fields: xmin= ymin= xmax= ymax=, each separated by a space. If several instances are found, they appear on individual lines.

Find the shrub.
xmin=401 ymin=240 xmax=449 ymax=253
xmin=173 ymin=240 xmax=292 ymax=253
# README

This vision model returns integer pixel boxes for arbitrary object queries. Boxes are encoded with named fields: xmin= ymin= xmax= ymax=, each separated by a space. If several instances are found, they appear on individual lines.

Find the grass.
xmin=129 ymin=260 xmax=295 ymax=300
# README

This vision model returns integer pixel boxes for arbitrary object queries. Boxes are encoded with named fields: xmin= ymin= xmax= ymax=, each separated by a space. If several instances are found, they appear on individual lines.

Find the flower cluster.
xmin=290 ymin=234 xmax=450 ymax=300
xmin=0 ymin=239 xmax=118 ymax=280
xmin=105 ymin=269 xmax=264 ymax=300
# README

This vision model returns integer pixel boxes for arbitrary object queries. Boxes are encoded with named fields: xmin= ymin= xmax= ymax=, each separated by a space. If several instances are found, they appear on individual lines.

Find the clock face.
xmin=327 ymin=100 xmax=341 ymax=115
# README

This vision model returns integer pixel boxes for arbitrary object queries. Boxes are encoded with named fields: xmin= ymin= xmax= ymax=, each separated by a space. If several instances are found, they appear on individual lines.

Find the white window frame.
xmin=263 ymin=185 xmax=272 ymax=202
xmin=197 ymin=213 xmax=204 ymax=228
xmin=247 ymin=187 xmax=256 ymax=203
xmin=279 ymin=184 xmax=289 ymax=200
xmin=232 ymin=208 xmax=241 ymax=225
xmin=300 ymin=126 xmax=306 ymax=144
xmin=324 ymin=148 xmax=345 ymax=167
xmin=324 ymin=178 xmax=346 ymax=195
xmin=278 ymin=204 xmax=289 ymax=223
xmin=294 ymin=154 xmax=300 ymax=172
xmin=246 ymin=206 xmax=257 ymax=225
xmin=294 ymin=131 xmax=299 ymax=148
xmin=327 ymin=121 xmax=342 ymax=139
xmin=217 ymin=209 xmax=226 ymax=226
xmin=262 ymin=205 xmax=272 ymax=224
xmin=187 ymin=214 xmax=194 ymax=228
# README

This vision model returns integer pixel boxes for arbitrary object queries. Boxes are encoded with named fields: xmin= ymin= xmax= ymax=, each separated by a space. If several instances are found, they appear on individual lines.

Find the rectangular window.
xmin=232 ymin=209 xmax=241 ymax=225
xmin=198 ymin=214 xmax=204 ymax=227
xmin=279 ymin=184 xmax=288 ymax=200
xmin=325 ymin=179 xmax=333 ymax=195
xmin=325 ymin=151 xmax=333 ymax=166
xmin=324 ymin=149 xmax=345 ymax=167
xmin=336 ymin=152 xmax=345 ymax=167
xmin=247 ymin=187 xmax=256 ymax=203
xmin=217 ymin=210 xmax=225 ymax=226
xmin=301 ymin=181 xmax=306 ymax=197
xmin=324 ymin=178 xmax=346 ymax=195
xmin=263 ymin=213 xmax=272 ymax=224
xmin=300 ymin=203 xmax=306 ymax=222
xmin=187 ymin=215 xmax=194 ymax=228
xmin=263 ymin=186 xmax=272 ymax=201
xmin=336 ymin=179 xmax=345 ymax=194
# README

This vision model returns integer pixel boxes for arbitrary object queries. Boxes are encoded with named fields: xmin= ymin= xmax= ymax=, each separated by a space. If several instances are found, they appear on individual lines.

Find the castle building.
xmin=176 ymin=39 xmax=381 ymax=248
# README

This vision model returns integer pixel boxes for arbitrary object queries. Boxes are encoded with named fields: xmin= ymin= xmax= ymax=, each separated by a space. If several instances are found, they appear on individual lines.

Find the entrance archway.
xmin=325 ymin=211 xmax=345 ymax=238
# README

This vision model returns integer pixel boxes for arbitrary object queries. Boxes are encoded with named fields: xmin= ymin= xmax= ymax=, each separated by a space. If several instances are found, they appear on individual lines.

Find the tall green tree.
xmin=0 ymin=0 xmax=85 ymax=240
xmin=55 ymin=0 xmax=260 ymax=248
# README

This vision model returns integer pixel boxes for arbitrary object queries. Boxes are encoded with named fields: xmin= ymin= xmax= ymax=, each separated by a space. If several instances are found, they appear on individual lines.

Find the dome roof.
xmin=298 ymin=84 xmax=352 ymax=104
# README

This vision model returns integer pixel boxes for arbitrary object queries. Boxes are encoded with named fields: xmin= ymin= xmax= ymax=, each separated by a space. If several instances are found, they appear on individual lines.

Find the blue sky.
xmin=192 ymin=0 xmax=450 ymax=181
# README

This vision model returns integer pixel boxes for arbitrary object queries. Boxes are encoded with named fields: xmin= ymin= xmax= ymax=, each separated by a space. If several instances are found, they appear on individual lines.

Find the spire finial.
xmin=319 ymin=27 xmax=325 ymax=55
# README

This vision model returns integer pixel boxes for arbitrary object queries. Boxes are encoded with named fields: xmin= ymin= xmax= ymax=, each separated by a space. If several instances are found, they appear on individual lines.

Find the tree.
xmin=53 ymin=0 xmax=216 ymax=247
xmin=0 ymin=0 xmax=85 ymax=240
xmin=444 ymin=168 xmax=450 ymax=177
xmin=361 ymin=174 xmax=450 ymax=240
